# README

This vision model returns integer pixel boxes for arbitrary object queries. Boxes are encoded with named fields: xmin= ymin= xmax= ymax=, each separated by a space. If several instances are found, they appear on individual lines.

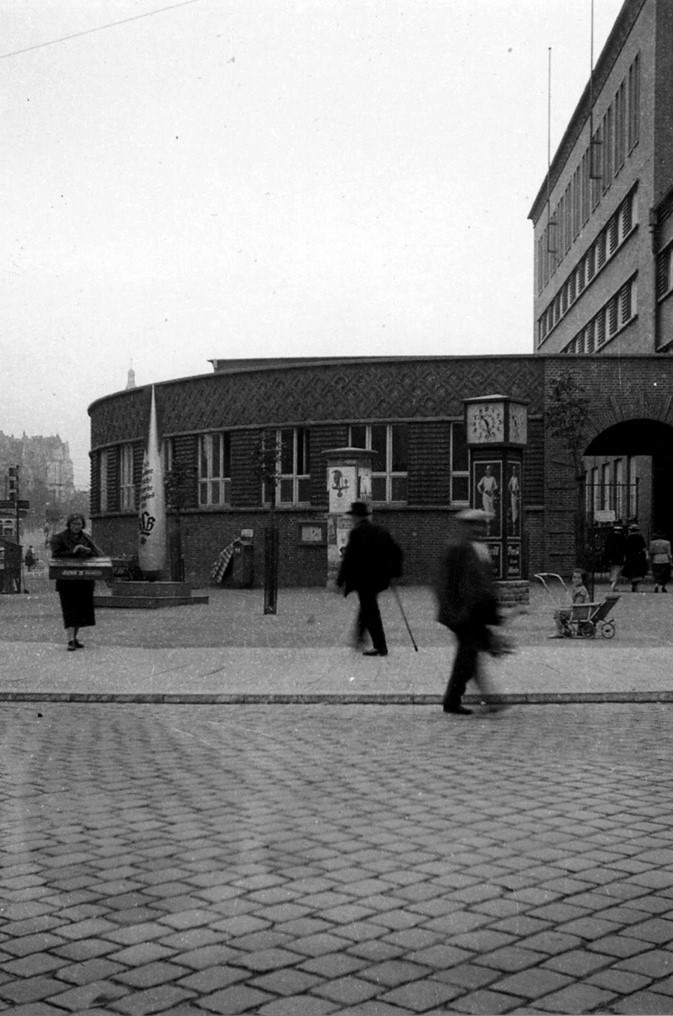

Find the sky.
xmin=1 ymin=0 xmax=624 ymax=488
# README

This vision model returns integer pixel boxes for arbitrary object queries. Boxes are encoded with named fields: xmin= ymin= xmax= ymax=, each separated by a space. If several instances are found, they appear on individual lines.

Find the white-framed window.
xmin=450 ymin=422 xmax=469 ymax=504
xmin=120 ymin=444 xmax=135 ymax=510
xmin=601 ymin=462 xmax=612 ymax=511
xmin=199 ymin=432 xmax=231 ymax=506
xmin=348 ymin=423 xmax=408 ymax=503
xmin=262 ymin=428 xmax=311 ymax=505
xmin=99 ymin=450 xmax=109 ymax=513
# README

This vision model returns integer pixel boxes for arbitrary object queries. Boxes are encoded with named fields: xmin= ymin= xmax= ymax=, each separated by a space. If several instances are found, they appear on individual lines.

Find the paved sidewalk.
xmin=2 ymin=581 xmax=673 ymax=704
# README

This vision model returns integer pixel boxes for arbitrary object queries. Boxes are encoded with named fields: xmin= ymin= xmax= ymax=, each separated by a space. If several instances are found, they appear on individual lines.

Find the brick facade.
xmin=88 ymin=354 xmax=673 ymax=587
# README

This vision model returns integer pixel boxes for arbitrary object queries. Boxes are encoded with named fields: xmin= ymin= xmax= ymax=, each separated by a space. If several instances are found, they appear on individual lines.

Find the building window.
xmin=602 ymin=462 xmax=612 ymax=510
xmin=451 ymin=422 xmax=469 ymax=504
xmin=657 ymin=246 xmax=673 ymax=300
xmin=99 ymin=450 xmax=109 ymax=513
xmin=162 ymin=437 xmax=174 ymax=476
xmin=199 ymin=432 xmax=231 ymax=506
xmin=261 ymin=428 xmax=310 ymax=505
xmin=615 ymin=458 xmax=625 ymax=520
xmin=348 ymin=423 xmax=408 ymax=503
xmin=279 ymin=427 xmax=310 ymax=504
xmin=628 ymin=53 xmax=640 ymax=152
xmin=120 ymin=444 xmax=135 ymax=510
xmin=602 ymin=106 xmax=613 ymax=192
xmin=615 ymin=81 xmax=626 ymax=171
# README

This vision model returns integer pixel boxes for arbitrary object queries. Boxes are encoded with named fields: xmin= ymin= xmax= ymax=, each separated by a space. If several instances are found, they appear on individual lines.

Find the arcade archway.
xmin=584 ymin=418 xmax=673 ymax=541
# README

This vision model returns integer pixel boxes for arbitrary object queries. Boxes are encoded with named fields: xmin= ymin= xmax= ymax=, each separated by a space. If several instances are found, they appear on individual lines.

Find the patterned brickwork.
xmin=88 ymin=355 xmax=673 ymax=585
xmin=90 ymin=357 xmax=544 ymax=448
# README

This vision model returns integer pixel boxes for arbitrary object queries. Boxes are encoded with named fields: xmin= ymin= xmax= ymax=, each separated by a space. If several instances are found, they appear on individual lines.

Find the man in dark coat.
xmin=435 ymin=508 xmax=505 ymax=714
xmin=337 ymin=501 xmax=403 ymax=657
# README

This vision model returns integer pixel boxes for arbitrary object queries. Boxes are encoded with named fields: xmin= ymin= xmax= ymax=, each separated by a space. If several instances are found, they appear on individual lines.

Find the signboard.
xmin=297 ymin=522 xmax=327 ymax=546
xmin=0 ymin=500 xmax=29 ymax=511
xmin=49 ymin=557 xmax=114 ymax=582
xmin=507 ymin=541 xmax=521 ymax=578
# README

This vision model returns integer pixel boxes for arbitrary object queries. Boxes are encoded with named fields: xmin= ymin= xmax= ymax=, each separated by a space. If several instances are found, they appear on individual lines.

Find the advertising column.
xmin=464 ymin=395 xmax=528 ymax=580
xmin=323 ymin=447 xmax=373 ymax=587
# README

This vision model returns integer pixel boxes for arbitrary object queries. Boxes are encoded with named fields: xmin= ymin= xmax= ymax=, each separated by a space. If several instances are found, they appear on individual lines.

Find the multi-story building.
xmin=529 ymin=0 xmax=673 ymax=356
xmin=529 ymin=0 xmax=673 ymax=535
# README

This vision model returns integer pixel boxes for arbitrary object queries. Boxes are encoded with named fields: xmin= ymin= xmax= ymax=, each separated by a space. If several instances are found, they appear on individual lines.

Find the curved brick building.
xmin=88 ymin=354 xmax=673 ymax=587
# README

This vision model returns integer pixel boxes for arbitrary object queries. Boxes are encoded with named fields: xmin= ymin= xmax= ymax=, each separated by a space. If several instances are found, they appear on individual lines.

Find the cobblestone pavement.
xmin=3 ymin=702 xmax=673 ymax=1015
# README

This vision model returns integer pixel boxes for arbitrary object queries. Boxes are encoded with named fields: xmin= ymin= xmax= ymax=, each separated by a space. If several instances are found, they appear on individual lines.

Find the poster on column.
xmin=507 ymin=462 xmax=522 ymax=537
xmin=473 ymin=460 xmax=501 ymax=538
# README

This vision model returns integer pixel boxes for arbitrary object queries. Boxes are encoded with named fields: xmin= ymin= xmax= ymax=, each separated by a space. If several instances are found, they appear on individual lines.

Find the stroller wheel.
xmin=600 ymin=620 xmax=616 ymax=639
xmin=579 ymin=620 xmax=596 ymax=639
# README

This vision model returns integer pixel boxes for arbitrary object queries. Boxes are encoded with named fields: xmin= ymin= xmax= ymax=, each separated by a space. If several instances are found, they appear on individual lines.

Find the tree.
xmin=546 ymin=371 xmax=591 ymax=569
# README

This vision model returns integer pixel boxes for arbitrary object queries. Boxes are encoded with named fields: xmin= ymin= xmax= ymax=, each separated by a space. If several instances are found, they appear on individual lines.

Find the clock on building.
xmin=465 ymin=395 xmax=528 ymax=446
xmin=508 ymin=401 xmax=528 ymax=445
xmin=466 ymin=400 xmax=505 ymax=444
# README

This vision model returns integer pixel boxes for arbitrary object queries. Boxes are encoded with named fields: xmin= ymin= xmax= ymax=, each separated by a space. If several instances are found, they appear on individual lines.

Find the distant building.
xmin=0 ymin=433 xmax=75 ymax=501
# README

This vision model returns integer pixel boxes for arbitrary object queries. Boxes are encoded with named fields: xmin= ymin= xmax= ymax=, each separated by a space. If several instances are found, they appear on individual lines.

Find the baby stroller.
xmin=534 ymin=573 xmax=620 ymax=639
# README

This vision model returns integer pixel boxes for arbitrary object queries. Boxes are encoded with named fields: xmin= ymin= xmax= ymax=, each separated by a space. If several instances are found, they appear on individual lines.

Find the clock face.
xmin=466 ymin=403 xmax=505 ymax=443
xmin=508 ymin=403 xmax=527 ymax=444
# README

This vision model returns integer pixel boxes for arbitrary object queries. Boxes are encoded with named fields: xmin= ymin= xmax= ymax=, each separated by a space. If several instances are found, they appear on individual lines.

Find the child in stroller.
xmin=553 ymin=568 xmax=590 ymax=637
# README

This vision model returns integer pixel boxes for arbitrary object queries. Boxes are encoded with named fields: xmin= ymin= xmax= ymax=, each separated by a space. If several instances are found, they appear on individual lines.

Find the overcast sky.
xmin=1 ymin=0 xmax=623 ymax=487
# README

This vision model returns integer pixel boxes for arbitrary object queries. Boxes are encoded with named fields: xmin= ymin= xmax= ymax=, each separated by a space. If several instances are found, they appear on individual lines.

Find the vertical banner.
xmin=138 ymin=386 xmax=167 ymax=576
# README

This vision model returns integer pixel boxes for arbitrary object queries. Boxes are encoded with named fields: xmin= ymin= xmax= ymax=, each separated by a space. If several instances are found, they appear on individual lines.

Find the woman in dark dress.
xmin=51 ymin=514 xmax=104 ymax=651
xmin=622 ymin=523 xmax=648 ymax=593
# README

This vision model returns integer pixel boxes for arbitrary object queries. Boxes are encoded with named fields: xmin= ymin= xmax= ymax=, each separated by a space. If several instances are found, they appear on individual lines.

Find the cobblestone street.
xmin=3 ymin=702 xmax=673 ymax=1014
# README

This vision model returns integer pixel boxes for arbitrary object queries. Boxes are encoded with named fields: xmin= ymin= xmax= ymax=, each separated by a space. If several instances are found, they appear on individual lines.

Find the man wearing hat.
xmin=337 ymin=501 xmax=403 ymax=656
xmin=434 ymin=508 xmax=504 ymax=714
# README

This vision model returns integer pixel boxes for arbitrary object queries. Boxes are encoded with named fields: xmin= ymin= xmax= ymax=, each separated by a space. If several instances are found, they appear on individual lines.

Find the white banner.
xmin=138 ymin=386 xmax=167 ymax=575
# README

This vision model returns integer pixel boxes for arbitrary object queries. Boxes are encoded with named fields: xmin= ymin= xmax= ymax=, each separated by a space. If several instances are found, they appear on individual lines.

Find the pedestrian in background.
xmin=649 ymin=532 xmax=672 ymax=593
xmin=337 ymin=501 xmax=403 ymax=657
xmin=604 ymin=523 xmax=625 ymax=592
xmin=623 ymin=523 xmax=648 ymax=593
xmin=50 ymin=513 xmax=105 ymax=651
xmin=434 ymin=508 xmax=509 ymax=715
xmin=24 ymin=546 xmax=36 ymax=572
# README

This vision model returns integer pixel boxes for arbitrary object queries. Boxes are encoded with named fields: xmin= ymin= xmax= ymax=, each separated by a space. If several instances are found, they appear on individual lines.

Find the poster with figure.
xmin=473 ymin=460 xmax=501 ymax=538
xmin=507 ymin=462 xmax=521 ymax=537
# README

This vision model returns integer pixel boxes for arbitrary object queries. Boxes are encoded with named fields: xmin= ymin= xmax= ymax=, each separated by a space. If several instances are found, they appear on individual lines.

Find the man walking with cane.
xmin=337 ymin=501 xmax=403 ymax=656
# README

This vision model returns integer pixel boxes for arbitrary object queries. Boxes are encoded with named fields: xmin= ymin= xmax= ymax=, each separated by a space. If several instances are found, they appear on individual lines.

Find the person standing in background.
xmin=604 ymin=523 xmax=626 ymax=592
xmin=623 ymin=523 xmax=648 ymax=593
xmin=649 ymin=532 xmax=672 ymax=593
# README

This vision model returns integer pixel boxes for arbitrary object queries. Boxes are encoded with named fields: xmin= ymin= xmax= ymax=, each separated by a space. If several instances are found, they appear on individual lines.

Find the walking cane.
xmin=391 ymin=584 xmax=419 ymax=651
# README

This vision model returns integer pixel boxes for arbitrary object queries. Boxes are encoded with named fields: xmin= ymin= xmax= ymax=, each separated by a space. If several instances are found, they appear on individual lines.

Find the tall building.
xmin=529 ymin=0 xmax=673 ymax=356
